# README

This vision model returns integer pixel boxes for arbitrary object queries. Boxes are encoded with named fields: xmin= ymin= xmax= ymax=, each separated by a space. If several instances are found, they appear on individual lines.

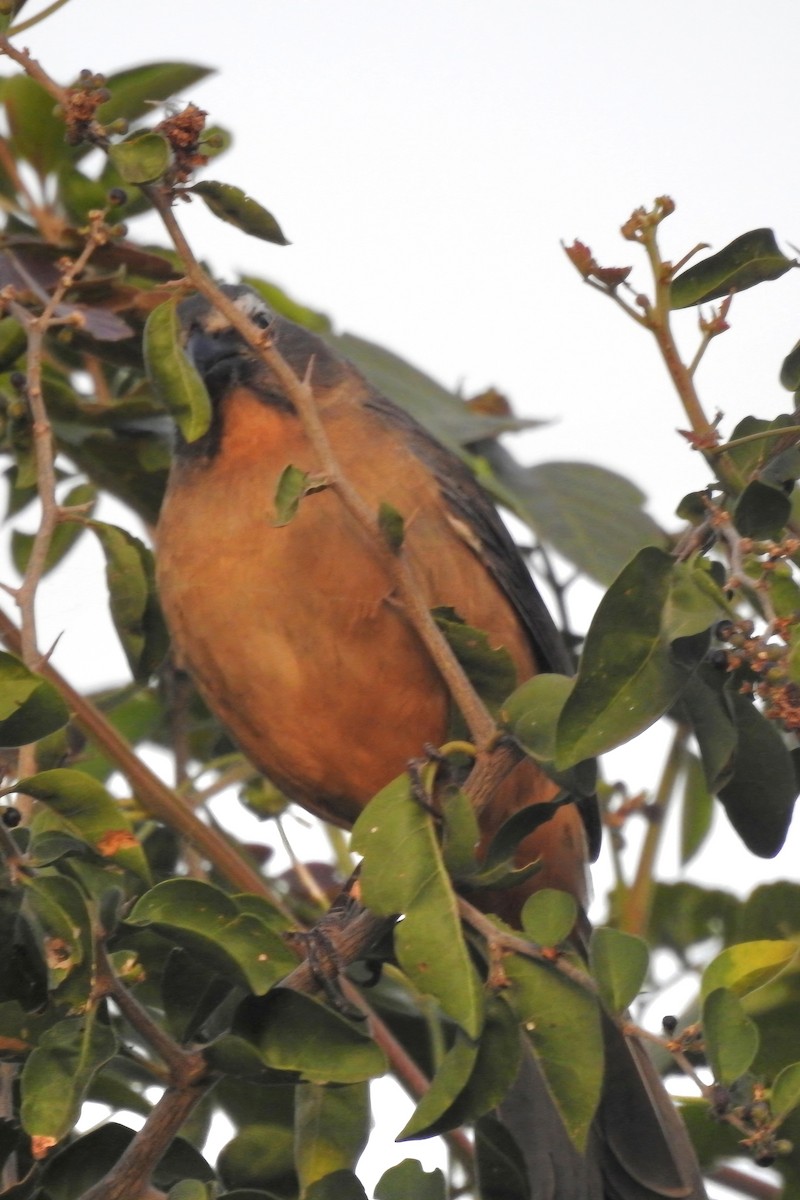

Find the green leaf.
xmin=375 ymin=1160 xmax=447 ymax=1200
xmin=193 ymin=181 xmax=290 ymax=244
xmin=703 ymin=987 xmax=759 ymax=1085
xmin=351 ymin=774 xmax=483 ymax=1036
xmin=0 ymin=316 xmax=27 ymax=368
xmin=272 ymin=465 xmax=327 ymax=526
xmin=167 ymin=1183 xmax=211 ymax=1200
xmin=556 ymin=548 xmax=723 ymax=766
xmin=11 ymin=481 xmax=96 ymax=576
xmin=671 ymin=664 xmax=736 ymax=793
xmin=501 ymin=955 xmax=603 ymax=1152
xmin=12 ymin=768 xmax=150 ymax=882
xmin=670 ymin=229 xmax=795 ymax=309
xmin=20 ymin=1014 xmax=117 ymax=1142
xmin=772 ymin=1062 xmax=800 ymax=1120
xmin=521 ymin=889 xmax=577 ymax=947
xmin=480 ymin=449 xmax=665 ymax=586
xmin=399 ymin=999 xmax=521 ymax=1140
xmin=500 ymin=672 xmax=596 ymax=797
xmin=108 ymin=132 xmax=172 ymax=184
xmin=503 ymin=673 xmax=573 ymax=763
xmin=144 ymin=297 xmax=212 ymax=442
xmin=294 ymin=1083 xmax=370 ymax=1193
xmin=680 ymin=751 xmax=714 ymax=865
xmin=378 ymin=501 xmax=405 ymax=552
xmin=701 ymin=940 xmax=797 ymax=1000
xmin=475 ymin=1114 xmax=530 ymax=1200
xmin=589 ymin=927 xmax=649 ymax=1014
xmin=433 ymin=607 xmax=517 ymax=716
xmin=717 ymin=692 xmax=797 ymax=856
xmin=127 ymin=879 xmax=296 ymax=994
xmin=88 ymin=519 xmax=168 ymax=680
xmin=20 ymin=873 xmax=88 ymax=991
xmin=234 ymin=990 xmax=386 ymax=1083
xmin=733 ymin=480 xmax=791 ymax=540
xmin=306 ymin=1171 xmax=368 ymax=1200
xmin=97 ymin=62 xmax=214 ymax=125
xmin=0 ymin=651 xmax=69 ymax=746
xmin=4 ymin=74 xmax=67 ymax=179
xmin=216 ymin=1120 xmax=295 ymax=1191
xmin=781 ymin=338 xmax=800 ymax=392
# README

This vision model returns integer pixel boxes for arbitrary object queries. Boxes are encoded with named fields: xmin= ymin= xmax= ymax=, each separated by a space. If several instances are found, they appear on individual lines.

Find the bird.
xmin=155 ymin=283 xmax=707 ymax=1200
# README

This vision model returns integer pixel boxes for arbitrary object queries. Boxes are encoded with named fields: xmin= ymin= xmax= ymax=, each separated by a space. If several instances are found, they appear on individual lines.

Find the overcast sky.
xmin=7 ymin=5 xmax=800 ymax=1193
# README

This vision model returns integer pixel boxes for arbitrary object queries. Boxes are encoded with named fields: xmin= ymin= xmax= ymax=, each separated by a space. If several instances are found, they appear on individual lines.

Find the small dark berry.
xmin=708 ymin=649 xmax=730 ymax=670
xmin=755 ymin=1153 xmax=776 ymax=1168
xmin=661 ymin=1014 xmax=678 ymax=1034
xmin=9 ymin=371 xmax=27 ymax=392
xmin=107 ymin=187 xmax=127 ymax=207
xmin=2 ymin=806 xmax=21 ymax=828
xmin=714 ymin=620 xmax=735 ymax=641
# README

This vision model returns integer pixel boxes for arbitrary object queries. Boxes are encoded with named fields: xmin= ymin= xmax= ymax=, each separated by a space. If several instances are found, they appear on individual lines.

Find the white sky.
xmin=7 ymin=3 xmax=800 ymax=1195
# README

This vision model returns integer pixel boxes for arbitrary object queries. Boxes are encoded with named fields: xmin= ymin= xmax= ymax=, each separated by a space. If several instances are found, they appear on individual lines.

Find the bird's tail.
xmin=493 ymin=1017 xmax=707 ymax=1200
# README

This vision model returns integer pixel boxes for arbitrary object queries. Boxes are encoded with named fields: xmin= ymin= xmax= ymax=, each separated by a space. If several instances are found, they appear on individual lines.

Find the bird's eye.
xmin=250 ymin=309 xmax=271 ymax=329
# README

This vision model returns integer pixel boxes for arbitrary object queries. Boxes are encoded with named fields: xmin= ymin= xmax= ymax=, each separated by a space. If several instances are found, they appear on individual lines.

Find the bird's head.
xmin=178 ymin=284 xmax=275 ymax=399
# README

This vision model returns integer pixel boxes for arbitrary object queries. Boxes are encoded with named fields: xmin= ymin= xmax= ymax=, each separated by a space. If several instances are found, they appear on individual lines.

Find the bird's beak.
xmin=185 ymin=326 xmax=245 ymax=389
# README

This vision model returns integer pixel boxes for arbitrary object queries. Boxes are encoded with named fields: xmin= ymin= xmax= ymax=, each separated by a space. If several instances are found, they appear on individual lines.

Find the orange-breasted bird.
xmin=156 ymin=284 xmax=706 ymax=1200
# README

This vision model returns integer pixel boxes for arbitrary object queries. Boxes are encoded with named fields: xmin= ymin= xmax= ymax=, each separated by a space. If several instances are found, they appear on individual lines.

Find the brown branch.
xmin=708 ymin=1165 xmax=781 ymax=1199
xmin=8 ymin=214 xmax=109 ymax=672
xmin=0 ymin=606 xmax=284 ymax=906
xmin=79 ymin=1075 xmax=214 ymax=1200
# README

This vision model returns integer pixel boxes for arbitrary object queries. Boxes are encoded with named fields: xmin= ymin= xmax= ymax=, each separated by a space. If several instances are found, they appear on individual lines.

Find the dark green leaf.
xmin=717 ymin=692 xmax=797 ymax=856
xmin=400 ymin=999 xmax=521 ymax=1140
xmin=306 ymin=1172 xmax=368 ymax=1200
xmin=98 ymin=62 xmax=214 ymax=125
xmin=781 ymin=338 xmax=800 ymax=392
xmin=680 ymin=751 xmax=714 ymax=865
xmin=556 ymin=549 xmax=724 ymax=766
xmin=733 ymin=480 xmax=791 ymax=539
xmin=671 ymin=665 xmax=737 ymax=793
xmin=589 ymin=927 xmax=649 ymax=1014
xmin=375 ymin=1160 xmax=447 ymax=1200
xmin=649 ymin=881 xmax=739 ymax=955
xmin=20 ymin=874 xmax=87 ymax=991
xmin=88 ymin=519 xmax=168 ymax=680
xmin=502 ymin=955 xmax=603 ymax=1152
xmin=294 ymin=1083 xmax=369 ymax=1192
xmin=433 ymin=607 xmax=517 ymax=716
xmin=127 ymin=879 xmax=296 ymax=994
xmin=702 ymin=940 xmax=797 ymax=1000
xmin=352 ymin=774 xmax=483 ymax=1036
xmin=234 ymin=990 xmax=386 ymax=1083
xmin=108 ymin=132 xmax=171 ymax=184
xmin=217 ymin=1121 xmax=295 ymax=1192
xmin=521 ymin=889 xmax=577 ymax=947
xmin=20 ymin=1014 xmax=117 ymax=1142
xmin=193 ymin=181 xmax=289 ymax=244
xmin=11 ymin=768 xmax=150 ymax=881
xmin=703 ymin=987 xmax=759 ymax=1084
xmin=479 ymin=449 xmax=665 ymax=586
xmin=0 ymin=651 xmax=69 ymax=746
xmin=670 ymin=229 xmax=795 ymax=309
xmin=772 ymin=1062 xmax=800 ymax=1119
xmin=4 ymin=74 xmax=67 ymax=178
xmin=0 ymin=316 xmax=26 ymax=368
xmin=378 ymin=500 xmax=405 ymax=551
xmin=475 ymin=1114 xmax=530 ymax=1200
xmin=144 ymin=297 xmax=212 ymax=442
